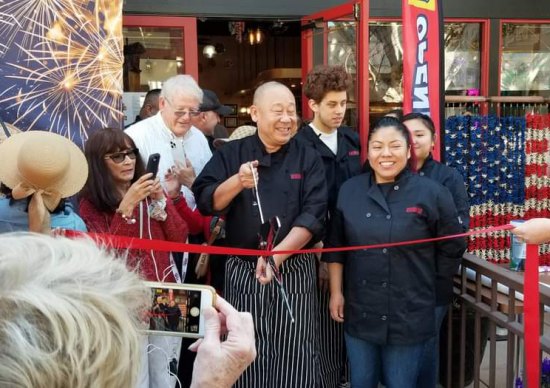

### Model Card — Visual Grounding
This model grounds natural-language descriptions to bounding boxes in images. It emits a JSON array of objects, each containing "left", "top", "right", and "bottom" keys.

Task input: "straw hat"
[
  {"left": 0, "top": 131, "right": 88, "bottom": 210},
  {"left": 0, "top": 122, "right": 21, "bottom": 144},
  {"left": 213, "top": 125, "right": 257, "bottom": 148}
]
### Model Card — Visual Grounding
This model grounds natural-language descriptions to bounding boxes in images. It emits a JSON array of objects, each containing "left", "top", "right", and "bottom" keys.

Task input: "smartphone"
[
  {"left": 170, "top": 139, "right": 187, "bottom": 168},
  {"left": 145, "top": 153, "right": 161, "bottom": 179},
  {"left": 143, "top": 281, "right": 216, "bottom": 338}
]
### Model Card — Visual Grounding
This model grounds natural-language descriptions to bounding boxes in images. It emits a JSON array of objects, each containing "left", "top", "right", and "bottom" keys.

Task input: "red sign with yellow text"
[{"left": 402, "top": 0, "right": 443, "bottom": 160}]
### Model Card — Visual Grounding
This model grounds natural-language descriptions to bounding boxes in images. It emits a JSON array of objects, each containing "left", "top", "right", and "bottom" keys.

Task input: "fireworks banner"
[
  {"left": 0, "top": 0, "right": 124, "bottom": 147},
  {"left": 402, "top": 0, "right": 444, "bottom": 160}
]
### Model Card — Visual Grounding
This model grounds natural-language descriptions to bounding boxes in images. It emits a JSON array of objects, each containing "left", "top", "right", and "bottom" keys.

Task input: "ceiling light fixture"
[{"left": 202, "top": 44, "right": 216, "bottom": 58}]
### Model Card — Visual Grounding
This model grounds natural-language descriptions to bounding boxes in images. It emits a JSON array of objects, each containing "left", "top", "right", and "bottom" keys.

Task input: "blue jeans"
[
  {"left": 416, "top": 305, "right": 449, "bottom": 388},
  {"left": 345, "top": 332, "right": 426, "bottom": 388}
]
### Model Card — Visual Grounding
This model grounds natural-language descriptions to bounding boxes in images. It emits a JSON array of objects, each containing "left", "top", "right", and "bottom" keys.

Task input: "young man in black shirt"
[{"left": 294, "top": 65, "right": 361, "bottom": 387}]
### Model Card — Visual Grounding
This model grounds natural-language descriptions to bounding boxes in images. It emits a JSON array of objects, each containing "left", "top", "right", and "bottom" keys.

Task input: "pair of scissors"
[{"left": 249, "top": 162, "right": 295, "bottom": 322}]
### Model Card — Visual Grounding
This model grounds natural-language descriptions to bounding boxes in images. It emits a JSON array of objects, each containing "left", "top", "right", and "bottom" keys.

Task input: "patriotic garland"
[{"left": 445, "top": 113, "right": 550, "bottom": 265}]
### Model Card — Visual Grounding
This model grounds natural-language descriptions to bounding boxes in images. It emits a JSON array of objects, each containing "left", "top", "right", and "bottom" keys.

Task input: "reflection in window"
[
  {"left": 369, "top": 22, "right": 403, "bottom": 104},
  {"left": 444, "top": 23, "right": 481, "bottom": 95},
  {"left": 501, "top": 23, "right": 550, "bottom": 97},
  {"left": 122, "top": 27, "right": 185, "bottom": 92},
  {"left": 327, "top": 21, "right": 357, "bottom": 127}
]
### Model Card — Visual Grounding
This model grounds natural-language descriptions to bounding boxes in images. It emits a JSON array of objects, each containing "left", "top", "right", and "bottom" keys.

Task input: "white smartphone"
[
  {"left": 170, "top": 139, "right": 187, "bottom": 168},
  {"left": 143, "top": 281, "right": 216, "bottom": 338}
]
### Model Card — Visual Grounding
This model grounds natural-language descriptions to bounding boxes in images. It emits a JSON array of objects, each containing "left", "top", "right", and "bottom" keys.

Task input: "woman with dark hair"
[
  {"left": 402, "top": 112, "right": 469, "bottom": 387},
  {"left": 324, "top": 116, "right": 466, "bottom": 387},
  {"left": 79, "top": 127, "right": 189, "bottom": 388},
  {"left": 79, "top": 127, "right": 188, "bottom": 282}
]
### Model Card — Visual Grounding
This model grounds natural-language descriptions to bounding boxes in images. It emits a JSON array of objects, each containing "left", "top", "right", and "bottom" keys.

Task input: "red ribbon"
[
  {"left": 63, "top": 224, "right": 513, "bottom": 257},
  {"left": 64, "top": 223, "right": 543, "bottom": 385},
  {"left": 525, "top": 244, "right": 540, "bottom": 387}
]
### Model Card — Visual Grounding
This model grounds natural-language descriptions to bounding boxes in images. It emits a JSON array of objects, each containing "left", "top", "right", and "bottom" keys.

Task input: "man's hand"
[
  {"left": 238, "top": 160, "right": 259, "bottom": 189},
  {"left": 189, "top": 297, "right": 256, "bottom": 388},
  {"left": 255, "top": 255, "right": 276, "bottom": 285},
  {"left": 318, "top": 261, "right": 329, "bottom": 293},
  {"left": 329, "top": 292, "right": 345, "bottom": 323},
  {"left": 173, "top": 158, "right": 196, "bottom": 188}
]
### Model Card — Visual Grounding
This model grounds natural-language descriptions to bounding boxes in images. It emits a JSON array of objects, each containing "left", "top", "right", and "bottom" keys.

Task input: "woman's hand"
[
  {"left": 164, "top": 169, "right": 182, "bottom": 199},
  {"left": 329, "top": 292, "right": 345, "bottom": 323},
  {"left": 148, "top": 178, "right": 164, "bottom": 201},
  {"left": 117, "top": 173, "right": 155, "bottom": 216}
]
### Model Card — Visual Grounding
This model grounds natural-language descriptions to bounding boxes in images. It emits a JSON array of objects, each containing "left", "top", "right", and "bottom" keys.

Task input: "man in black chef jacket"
[{"left": 193, "top": 81, "right": 327, "bottom": 388}]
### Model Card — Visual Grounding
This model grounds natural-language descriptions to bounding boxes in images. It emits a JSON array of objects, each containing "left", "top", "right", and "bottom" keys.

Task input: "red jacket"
[{"left": 79, "top": 197, "right": 188, "bottom": 282}]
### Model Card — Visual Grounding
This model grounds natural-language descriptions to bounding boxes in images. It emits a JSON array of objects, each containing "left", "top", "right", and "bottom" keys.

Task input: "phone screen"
[{"left": 143, "top": 281, "right": 215, "bottom": 338}]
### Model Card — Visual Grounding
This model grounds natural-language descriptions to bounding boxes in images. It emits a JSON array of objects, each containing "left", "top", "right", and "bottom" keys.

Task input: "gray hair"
[
  {"left": 0, "top": 233, "right": 148, "bottom": 388},
  {"left": 161, "top": 74, "right": 203, "bottom": 103}
]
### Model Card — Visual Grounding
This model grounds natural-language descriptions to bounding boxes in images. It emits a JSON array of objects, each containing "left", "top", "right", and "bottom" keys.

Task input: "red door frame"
[
  {"left": 301, "top": 1, "right": 370, "bottom": 162},
  {"left": 123, "top": 15, "right": 198, "bottom": 81}
]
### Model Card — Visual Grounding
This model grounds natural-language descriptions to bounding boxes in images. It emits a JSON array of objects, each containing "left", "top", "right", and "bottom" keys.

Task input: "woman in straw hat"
[{"left": 0, "top": 130, "right": 88, "bottom": 234}]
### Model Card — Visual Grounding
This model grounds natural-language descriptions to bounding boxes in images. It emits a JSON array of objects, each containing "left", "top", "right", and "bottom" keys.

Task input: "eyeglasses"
[
  {"left": 104, "top": 148, "right": 138, "bottom": 163},
  {"left": 165, "top": 98, "right": 201, "bottom": 118}
]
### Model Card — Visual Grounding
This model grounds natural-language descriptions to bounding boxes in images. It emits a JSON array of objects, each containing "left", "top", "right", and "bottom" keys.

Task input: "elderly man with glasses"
[
  {"left": 126, "top": 75, "right": 212, "bottom": 210},
  {"left": 125, "top": 75, "right": 213, "bottom": 387}
]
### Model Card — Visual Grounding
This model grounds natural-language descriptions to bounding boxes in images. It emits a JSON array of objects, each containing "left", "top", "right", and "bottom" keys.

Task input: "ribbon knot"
[{"left": 11, "top": 182, "right": 62, "bottom": 211}]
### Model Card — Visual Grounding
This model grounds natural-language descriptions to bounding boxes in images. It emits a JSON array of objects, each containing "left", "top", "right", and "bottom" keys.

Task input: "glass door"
[
  {"left": 122, "top": 15, "right": 198, "bottom": 126},
  {"left": 301, "top": 0, "right": 369, "bottom": 160}
]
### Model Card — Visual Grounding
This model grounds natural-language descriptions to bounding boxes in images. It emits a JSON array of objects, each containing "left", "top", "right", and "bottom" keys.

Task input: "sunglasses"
[
  {"left": 165, "top": 98, "right": 201, "bottom": 118},
  {"left": 104, "top": 148, "right": 138, "bottom": 163}
]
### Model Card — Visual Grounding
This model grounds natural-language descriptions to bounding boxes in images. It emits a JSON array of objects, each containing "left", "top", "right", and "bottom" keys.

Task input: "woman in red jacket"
[{"left": 79, "top": 127, "right": 188, "bottom": 283}]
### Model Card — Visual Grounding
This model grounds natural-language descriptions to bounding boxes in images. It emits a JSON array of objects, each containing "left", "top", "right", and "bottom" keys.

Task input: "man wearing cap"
[
  {"left": 192, "top": 89, "right": 231, "bottom": 151},
  {"left": 193, "top": 81, "right": 327, "bottom": 387}
]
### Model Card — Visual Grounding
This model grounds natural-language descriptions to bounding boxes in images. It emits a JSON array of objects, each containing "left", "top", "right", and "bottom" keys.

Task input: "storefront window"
[
  {"left": 501, "top": 23, "right": 550, "bottom": 97},
  {"left": 368, "top": 22, "right": 482, "bottom": 103},
  {"left": 444, "top": 23, "right": 481, "bottom": 96},
  {"left": 122, "top": 27, "right": 185, "bottom": 92}
]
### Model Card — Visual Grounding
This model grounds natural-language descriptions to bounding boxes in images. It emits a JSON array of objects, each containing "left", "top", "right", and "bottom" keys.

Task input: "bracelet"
[
  {"left": 148, "top": 197, "right": 167, "bottom": 222},
  {"left": 116, "top": 208, "right": 136, "bottom": 224}
]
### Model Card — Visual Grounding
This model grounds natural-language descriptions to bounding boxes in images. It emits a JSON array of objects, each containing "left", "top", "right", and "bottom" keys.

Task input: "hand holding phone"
[
  {"left": 145, "top": 153, "right": 161, "bottom": 179},
  {"left": 188, "top": 297, "right": 256, "bottom": 388},
  {"left": 144, "top": 281, "right": 216, "bottom": 338}
]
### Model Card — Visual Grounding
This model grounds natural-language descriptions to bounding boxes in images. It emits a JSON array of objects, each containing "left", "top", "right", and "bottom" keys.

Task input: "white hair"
[
  {"left": 161, "top": 74, "right": 203, "bottom": 103},
  {"left": 0, "top": 233, "right": 149, "bottom": 388}
]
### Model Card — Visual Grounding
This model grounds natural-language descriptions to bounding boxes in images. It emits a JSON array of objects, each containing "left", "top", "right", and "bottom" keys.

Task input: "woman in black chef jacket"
[{"left": 324, "top": 116, "right": 466, "bottom": 388}]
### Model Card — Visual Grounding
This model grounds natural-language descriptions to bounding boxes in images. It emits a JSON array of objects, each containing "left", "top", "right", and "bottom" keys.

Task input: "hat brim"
[
  {"left": 0, "top": 131, "right": 88, "bottom": 198},
  {"left": 214, "top": 105, "right": 233, "bottom": 116},
  {"left": 0, "top": 123, "right": 21, "bottom": 145}
]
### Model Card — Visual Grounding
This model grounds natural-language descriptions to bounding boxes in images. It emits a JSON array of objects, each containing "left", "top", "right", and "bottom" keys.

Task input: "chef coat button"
[
  {"left": 394, "top": 185, "right": 399, "bottom": 190},
  {"left": 382, "top": 282, "right": 387, "bottom": 288},
  {"left": 366, "top": 213, "right": 371, "bottom": 218},
  {"left": 386, "top": 215, "right": 391, "bottom": 220},
  {"left": 381, "top": 315, "right": 387, "bottom": 321},
  {"left": 382, "top": 248, "right": 388, "bottom": 254}
]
